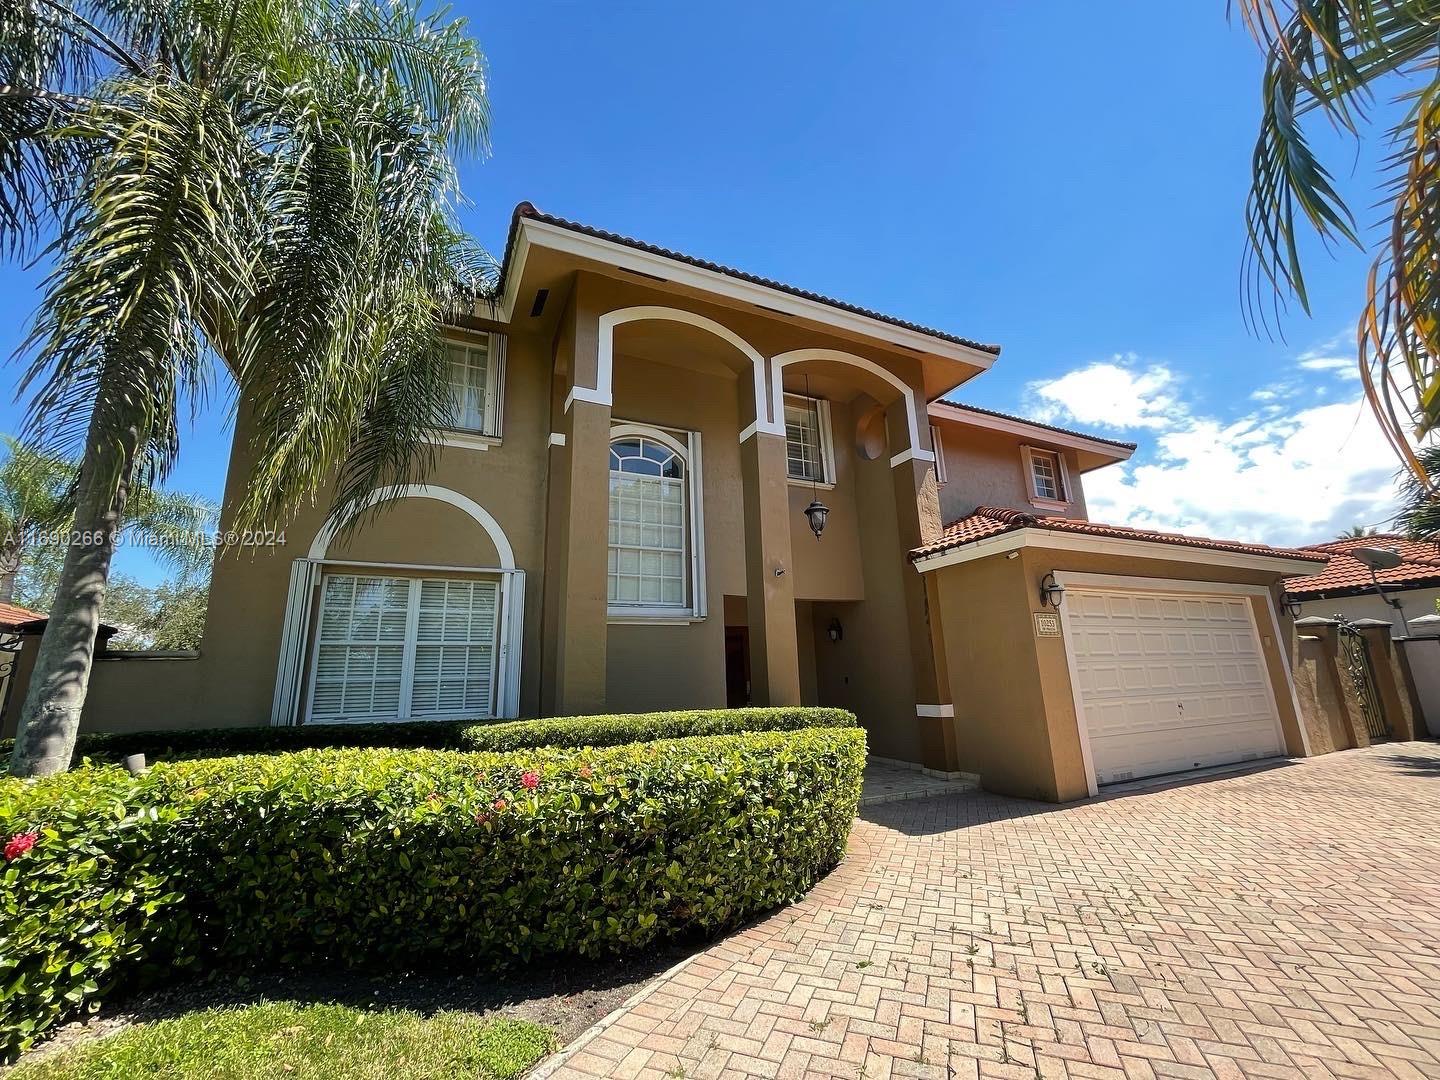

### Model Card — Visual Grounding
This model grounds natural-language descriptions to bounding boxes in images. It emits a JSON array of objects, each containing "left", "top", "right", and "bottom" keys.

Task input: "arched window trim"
[{"left": 607, "top": 421, "right": 707, "bottom": 624}]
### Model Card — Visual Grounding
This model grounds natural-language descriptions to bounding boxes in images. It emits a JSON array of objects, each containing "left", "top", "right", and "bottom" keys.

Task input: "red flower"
[
  {"left": 473, "top": 811, "right": 492, "bottom": 826},
  {"left": 578, "top": 765, "right": 594, "bottom": 779},
  {"left": 492, "top": 798, "right": 507, "bottom": 811},
  {"left": 4, "top": 831, "right": 38, "bottom": 861},
  {"left": 520, "top": 770, "right": 541, "bottom": 791}
]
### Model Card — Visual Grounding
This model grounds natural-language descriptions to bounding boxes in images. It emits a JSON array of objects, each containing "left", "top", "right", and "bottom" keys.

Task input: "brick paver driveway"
[{"left": 545, "top": 743, "right": 1440, "bottom": 1079}]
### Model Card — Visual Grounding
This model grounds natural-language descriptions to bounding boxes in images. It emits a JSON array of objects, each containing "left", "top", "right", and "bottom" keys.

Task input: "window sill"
[
  {"left": 437, "top": 430, "right": 501, "bottom": 451},
  {"left": 787, "top": 476, "right": 835, "bottom": 491},
  {"left": 1029, "top": 497, "right": 1070, "bottom": 513},
  {"left": 607, "top": 609, "right": 706, "bottom": 625}
]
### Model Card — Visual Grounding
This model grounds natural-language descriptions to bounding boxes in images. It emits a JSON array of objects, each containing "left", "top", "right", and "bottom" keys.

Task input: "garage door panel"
[{"left": 1069, "top": 586, "right": 1283, "bottom": 786}]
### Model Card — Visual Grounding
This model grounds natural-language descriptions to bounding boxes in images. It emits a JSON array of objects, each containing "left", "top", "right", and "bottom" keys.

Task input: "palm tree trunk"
[{"left": 7, "top": 407, "right": 137, "bottom": 778}]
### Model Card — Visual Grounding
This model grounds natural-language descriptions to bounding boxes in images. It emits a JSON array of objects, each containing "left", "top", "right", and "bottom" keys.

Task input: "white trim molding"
[
  {"left": 567, "top": 306, "right": 775, "bottom": 439},
  {"left": 1051, "top": 573, "right": 1306, "bottom": 796},
  {"left": 770, "top": 348, "right": 931, "bottom": 469},
  {"left": 548, "top": 432, "right": 567, "bottom": 447},
  {"left": 912, "top": 527, "right": 1325, "bottom": 578},
  {"left": 307, "top": 484, "right": 517, "bottom": 569},
  {"left": 916, "top": 703, "right": 954, "bottom": 718}
]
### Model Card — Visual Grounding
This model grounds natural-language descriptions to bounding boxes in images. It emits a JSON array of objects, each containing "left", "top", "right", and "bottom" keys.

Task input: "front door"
[{"left": 724, "top": 627, "right": 750, "bottom": 707}]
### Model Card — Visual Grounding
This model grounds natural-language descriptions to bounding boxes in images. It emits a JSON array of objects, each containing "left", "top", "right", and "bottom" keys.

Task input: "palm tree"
[
  {"left": 1238, "top": 1, "right": 1440, "bottom": 480},
  {"left": 0, "top": 436, "right": 216, "bottom": 603},
  {"left": 2, "top": 0, "right": 493, "bottom": 776},
  {"left": 1335, "top": 525, "right": 1381, "bottom": 540},
  {"left": 1395, "top": 443, "right": 1440, "bottom": 539}
]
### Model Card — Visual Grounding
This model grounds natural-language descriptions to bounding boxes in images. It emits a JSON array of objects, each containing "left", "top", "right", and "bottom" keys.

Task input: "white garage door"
[{"left": 1067, "top": 588, "right": 1283, "bottom": 785}]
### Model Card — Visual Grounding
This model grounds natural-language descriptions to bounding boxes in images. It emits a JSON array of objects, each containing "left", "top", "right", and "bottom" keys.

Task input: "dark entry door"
[{"left": 724, "top": 627, "right": 751, "bottom": 708}]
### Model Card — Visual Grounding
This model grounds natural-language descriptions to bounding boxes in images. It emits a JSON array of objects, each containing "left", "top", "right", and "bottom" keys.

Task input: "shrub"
[
  {"left": 0, "top": 707, "right": 858, "bottom": 765},
  {"left": 0, "top": 725, "right": 865, "bottom": 1058}
]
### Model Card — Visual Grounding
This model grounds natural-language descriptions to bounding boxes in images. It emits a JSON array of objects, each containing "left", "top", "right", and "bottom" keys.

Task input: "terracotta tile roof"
[
  {"left": 1284, "top": 535, "right": 1440, "bottom": 598},
  {"left": 910, "top": 506, "right": 1330, "bottom": 565},
  {"left": 0, "top": 602, "right": 47, "bottom": 631},
  {"left": 929, "top": 400, "right": 1138, "bottom": 451},
  {"left": 502, "top": 203, "right": 1001, "bottom": 356}
]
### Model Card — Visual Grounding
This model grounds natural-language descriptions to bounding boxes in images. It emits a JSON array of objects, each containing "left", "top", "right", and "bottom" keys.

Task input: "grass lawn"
[{"left": 9, "top": 1001, "right": 555, "bottom": 1080}]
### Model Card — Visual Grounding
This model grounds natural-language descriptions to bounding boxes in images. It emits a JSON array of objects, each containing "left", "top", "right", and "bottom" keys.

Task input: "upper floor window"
[
  {"left": 444, "top": 334, "right": 506, "bottom": 440},
  {"left": 784, "top": 394, "right": 834, "bottom": 485},
  {"left": 1024, "top": 447, "right": 1068, "bottom": 507},
  {"left": 608, "top": 425, "right": 706, "bottom": 620},
  {"left": 930, "top": 424, "right": 947, "bottom": 484}
]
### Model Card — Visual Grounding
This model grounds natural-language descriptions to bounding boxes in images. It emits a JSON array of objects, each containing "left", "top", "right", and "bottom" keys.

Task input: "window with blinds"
[
  {"left": 784, "top": 395, "right": 826, "bottom": 483},
  {"left": 608, "top": 436, "right": 687, "bottom": 608},
  {"left": 309, "top": 573, "right": 499, "bottom": 722}
]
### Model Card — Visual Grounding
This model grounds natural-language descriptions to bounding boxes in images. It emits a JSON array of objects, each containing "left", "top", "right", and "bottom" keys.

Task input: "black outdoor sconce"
[
  {"left": 827, "top": 617, "right": 844, "bottom": 643},
  {"left": 804, "top": 498, "right": 829, "bottom": 540},
  {"left": 1040, "top": 572, "right": 1066, "bottom": 609}
]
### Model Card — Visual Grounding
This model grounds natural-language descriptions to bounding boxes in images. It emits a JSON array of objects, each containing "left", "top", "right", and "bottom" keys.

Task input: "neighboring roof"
[
  {"left": 0, "top": 603, "right": 47, "bottom": 632},
  {"left": 0, "top": 602, "right": 120, "bottom": 637},
  {"left": 928, "top": 400, "right": 1138, "bottom": 452},
  {"left": 1284, "top": 534, "right": 1440, "bottom": 599},
  {"left": 501, "top": 202, "right": 1002, "bottom": 357},
  {"left": 910, "top": 506, "right": 1330, "bottom": 566}
]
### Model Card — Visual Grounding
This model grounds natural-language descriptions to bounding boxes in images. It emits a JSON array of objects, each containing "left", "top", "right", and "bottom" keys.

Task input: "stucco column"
[
  {"left": 1354, "top": 620, "right": 1419, "bottom": 741},
  {"left": 1294, "top": 618, "right": 1367, "bottom": 749},
  {"left": 739, "top": 431, "right": 800, "bottom": 706},
  {"left": 887, "top": 400, "right": 959, "bottom": 772},
  {"left": 540, "top": 293, "right": 610, "bottom": 716}
]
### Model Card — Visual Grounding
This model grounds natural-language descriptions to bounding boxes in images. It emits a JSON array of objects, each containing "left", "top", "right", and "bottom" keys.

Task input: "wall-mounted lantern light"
[
  {"left": 827, "top": 617, "right": 844, "bottom": 643},
  {"left": 804, "top": 498, "right": 829, "bottom": 541},
  {"left": 1282, "top": 595, "right": 1303, "bottom": 618},
  {"left": 1040, "top": 572, "right": 1066, "bottom": 609}
]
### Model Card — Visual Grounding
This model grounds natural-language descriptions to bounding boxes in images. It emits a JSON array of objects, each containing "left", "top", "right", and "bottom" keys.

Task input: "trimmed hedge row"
[
  {"left": 0, "top": 724, "right": 866, "bottom": 1058},
  {"left": 0, "top": 707, "right": 858, "bottom": 765}
]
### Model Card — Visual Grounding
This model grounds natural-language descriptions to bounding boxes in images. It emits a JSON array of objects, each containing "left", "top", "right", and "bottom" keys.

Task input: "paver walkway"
[{"left": 544, "top": 742, "right": 1440, "bottom": 1079}]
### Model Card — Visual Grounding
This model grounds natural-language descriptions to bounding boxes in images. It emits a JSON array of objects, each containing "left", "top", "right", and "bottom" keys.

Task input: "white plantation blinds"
[
  {"left": 784, "top": 397, "right": 826, "bottom": 483},
  {"left": 311, "top": 576, "right": 408, "bottom": 719},
  {"left": 411, "top": 579, "right": 497, "bottom": 716},
  {"left": 309, "top": 574, "right": 499, "bottom": 722},
  {"left": 608, "top": 436, "right": 687, "bottom": 608}
]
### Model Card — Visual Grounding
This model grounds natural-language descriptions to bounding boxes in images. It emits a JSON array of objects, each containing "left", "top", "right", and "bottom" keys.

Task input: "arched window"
[{"left": 608, "top": 427, "right": 703, "bottom": 618}]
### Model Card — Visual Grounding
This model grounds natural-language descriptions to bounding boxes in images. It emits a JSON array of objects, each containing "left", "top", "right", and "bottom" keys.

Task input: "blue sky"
[{"left": 0, "top": 1, "right": 1408, "bottom": 582}]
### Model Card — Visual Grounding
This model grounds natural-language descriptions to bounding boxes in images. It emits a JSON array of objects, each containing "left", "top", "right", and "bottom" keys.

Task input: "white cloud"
[
  {"left": 1296, "top": 354, "right": 1360, "bottom": 379},
  {"left": 1027, "top": 356, "right": 1181, "bottom": 430},
  {"left": 1023, "top": 356, "right": 1400, "bottom": 546}
]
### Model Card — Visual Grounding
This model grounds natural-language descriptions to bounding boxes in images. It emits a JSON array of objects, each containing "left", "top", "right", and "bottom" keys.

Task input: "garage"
[{"left": 1064, "top": 586, "right": 1285, "bottom": 784}]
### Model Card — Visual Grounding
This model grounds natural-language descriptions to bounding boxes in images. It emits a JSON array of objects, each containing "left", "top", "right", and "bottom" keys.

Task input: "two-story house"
[{"left": 34, "top": 204, "right": 1332, "bottom": 802}]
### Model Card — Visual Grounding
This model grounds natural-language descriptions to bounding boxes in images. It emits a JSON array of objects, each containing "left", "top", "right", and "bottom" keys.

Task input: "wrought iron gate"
[{"left": 1336, "top": 617, "right": 1390, "bottom": 740}]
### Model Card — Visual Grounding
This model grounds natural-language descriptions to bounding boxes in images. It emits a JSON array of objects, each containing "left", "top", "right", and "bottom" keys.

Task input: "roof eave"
[
  {"left": 927, "top": 401, "right": 1136, "bottom": 465},
  {"left": 913, "top": 525, "right": 1327, "bottom": 577},
  {"left": 494, "top": 208, "right": 1001, "bottom": 369}
]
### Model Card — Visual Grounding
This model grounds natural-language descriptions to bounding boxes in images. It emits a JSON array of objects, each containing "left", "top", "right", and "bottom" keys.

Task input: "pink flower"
[
  {"left": 4, "top": 831, "right": 38, "bottom": 861},
  {"left": 578, "top": 765, "right": 594, "bottom": 780},
  {"left": 520, "top": 770, "right": 541, "bottom": 791},
  {"left": 492, "top": 798, "right": 507, "bottom": 812}
]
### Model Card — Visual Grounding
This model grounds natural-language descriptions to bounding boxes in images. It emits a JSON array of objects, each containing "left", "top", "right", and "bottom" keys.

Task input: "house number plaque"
[{"left": 1033, "top": 612, "right": 1061, "bottom": 637}]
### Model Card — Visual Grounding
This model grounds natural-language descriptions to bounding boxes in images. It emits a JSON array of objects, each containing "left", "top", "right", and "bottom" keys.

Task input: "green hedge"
[
  {"left": 0, "top": 725, "right": 865, "bottom": 1059},
  {"left": 0, "top": 707, "right": 858, "bottom": 765}
]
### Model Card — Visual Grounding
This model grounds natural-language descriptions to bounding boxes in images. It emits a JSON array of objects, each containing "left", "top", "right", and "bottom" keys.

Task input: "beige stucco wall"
[
  {"left": 932, "top": 420, "right": 1089, "bottom": 525},
  {"left": 929, "top": 544, "right": 1310, "bottom": 802},
  {"left": 57, "top": 261, "right": 955, "bottom": 748}
]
